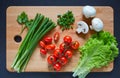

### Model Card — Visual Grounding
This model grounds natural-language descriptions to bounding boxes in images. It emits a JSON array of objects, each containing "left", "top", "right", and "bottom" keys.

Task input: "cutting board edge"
[{"left": 6, "top": 6, "right": 114, "bottom": 72}]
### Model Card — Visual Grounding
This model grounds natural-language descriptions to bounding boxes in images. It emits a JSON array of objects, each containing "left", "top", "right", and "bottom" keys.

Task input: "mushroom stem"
[
  {"left": 90, "top": 25, "right": 93, "bottom": 30},
  {"left": 76, "top": 27, "right": 82, "bottom": 34},
  {"left": 76, "top": 21, "right": 89, "bottom": 34}
]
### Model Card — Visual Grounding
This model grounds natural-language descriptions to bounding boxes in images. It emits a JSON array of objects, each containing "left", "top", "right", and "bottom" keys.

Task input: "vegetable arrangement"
[
  {"left": 73, "top": 5, "right": 118, "bottom": 78},
  {"left": 47, "top": 36, "right": 79, "bottom": 71},
  {"left": 11, "top": 12, "right": 56, "bottom": 72},
  {"left": 39, "top": 35, "right": 80, "bottom": 71},
  {"left": 73, "top": 31, "right": 119, "bottom": 78},
  {"left": 39, "top": 32, "right": 59, "bottom": 55},
  {"left": 11, "top": 6, "right": 119, "bottom": 76}
]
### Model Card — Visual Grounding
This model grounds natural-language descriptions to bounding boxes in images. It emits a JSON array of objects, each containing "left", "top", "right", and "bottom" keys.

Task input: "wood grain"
[{"left": 6, "top": 6, "right": 113, "bottom": 72}]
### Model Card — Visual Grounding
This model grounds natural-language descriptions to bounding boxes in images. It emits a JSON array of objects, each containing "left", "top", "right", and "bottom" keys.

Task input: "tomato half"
[
  {"left": 39, "top": 41, "right": 46, "bottom": 48},
  {"left": 40, "top": 48, "right": 47, "bottom": 55},
  {"left": 71, "top": 41, "right": 80, "bottom": 49},
  {"left": 44, "top": 36, "right": 52, "bottom": 44},
  {"left": 54, "top": 32, "right": 60, "bottom": 42},
  {"left": 46, "top": 44, "right": 56, "bottom": 50}
]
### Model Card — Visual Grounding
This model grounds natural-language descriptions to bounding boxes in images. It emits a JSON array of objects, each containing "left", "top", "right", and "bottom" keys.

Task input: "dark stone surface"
[{"left": 0, "top": 0, "right": 120, "bottom": 78}]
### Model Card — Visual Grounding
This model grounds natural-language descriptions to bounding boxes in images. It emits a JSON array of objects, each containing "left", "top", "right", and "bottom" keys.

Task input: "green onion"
[{"left": 11, "top": 13, "right": 56, "bottom": 72}]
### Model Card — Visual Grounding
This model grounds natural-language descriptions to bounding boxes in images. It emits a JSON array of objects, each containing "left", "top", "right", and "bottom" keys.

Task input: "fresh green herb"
[
  {"left": 17, "top": 12, "right": 28, "bottom": 24},
  {"left": 11, "top": 13, "right": 56, "bottom": 72},
  {"left": 25, "top": 19, "right": 34, "bottom": 29},
  {"left": 17, "top": 12, "right": 34, "bottom": 34},
  {"left": 73, "top": 31, "right": 119, "bottom": 78},
  {"left": 57, "top": 10, "right": 75, "bottom": 31}
]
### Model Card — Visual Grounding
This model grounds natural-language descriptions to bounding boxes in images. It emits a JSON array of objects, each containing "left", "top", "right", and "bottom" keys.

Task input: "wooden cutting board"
[{"left": 6, "top": 6, "right": 113, "bottom": 72}]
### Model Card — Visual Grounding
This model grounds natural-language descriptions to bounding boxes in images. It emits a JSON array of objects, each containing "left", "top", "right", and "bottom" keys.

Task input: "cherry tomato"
[
  {"left": 40, "top": 48, "right": 47, "bottom": 55},
  {"left": 53, "top": 63, "right": 61, "bottom": 71},
  {"left": 53, "top": 49, "right": 63, "bottom": 58},
  {"left": 65, "top": 50, "right": 72, "bottom": 59},
  {"left": 63, "top": 36, "right": 72, "bottom": 44},
  {"left": 47, "top": 55, "right": 57, "bottom": 64},
  {"left": 71, "top": 41, "right": 80, "bottom": 49},
  {"left": 54, "top": 32, "right": 60, "bottom": 42},
  {"left": 39, "top": 41, "right": 46, "bottom": 48},
  {"left": 60, "top": 56, "right": 68, "bottom": 65},
  {"left": 59, "top": 42, "right": 66, "bottom": 52},
  {"left": 46, "top": 44, "right": 56, "bottom": 50},
  {"left": 44, "top": 37, "right": 52, "bottom": 44}
]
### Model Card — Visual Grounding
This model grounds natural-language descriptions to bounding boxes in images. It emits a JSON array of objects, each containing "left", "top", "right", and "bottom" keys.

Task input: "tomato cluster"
[
  {"left": 39, "top": 37, "right": 56, "bottom": 55},
  {"left": 39, "top": 33, "right": 80, "bottom": 71}
]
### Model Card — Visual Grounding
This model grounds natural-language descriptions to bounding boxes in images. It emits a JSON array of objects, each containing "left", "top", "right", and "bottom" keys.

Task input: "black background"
[{"left": 0, "top": 0, "right": 120, "bottom": 78}]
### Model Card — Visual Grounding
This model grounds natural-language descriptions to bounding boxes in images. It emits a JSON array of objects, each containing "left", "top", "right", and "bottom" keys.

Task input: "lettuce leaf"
[{"left": 73, "top": 31, "right": 119, "bottom": 78}]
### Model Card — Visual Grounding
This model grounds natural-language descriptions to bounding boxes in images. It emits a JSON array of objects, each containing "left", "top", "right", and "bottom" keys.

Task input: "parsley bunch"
[{"left": 57, "top": 11, "right": 75, "bottom": 31}]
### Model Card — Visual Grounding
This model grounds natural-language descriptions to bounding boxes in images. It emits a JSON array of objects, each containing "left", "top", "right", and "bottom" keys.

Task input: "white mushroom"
[
  {"left": 90, "top": 18, "right": 104, "bottom": 32},
  {"left": 82, "top": 5, "right": 96, "bottom": 18},
  {"left": 76, "top": 21, "right": 89, "bottom": 34}
]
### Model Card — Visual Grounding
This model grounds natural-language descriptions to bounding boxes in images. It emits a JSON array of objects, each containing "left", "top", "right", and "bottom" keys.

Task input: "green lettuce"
[{"left": 73, "top": 31, "right": 119, "bottom": 78}]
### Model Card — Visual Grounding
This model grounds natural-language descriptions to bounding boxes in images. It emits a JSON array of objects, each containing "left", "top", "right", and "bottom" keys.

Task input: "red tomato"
[
  {"left": 60, "top": 56, "right": 68, "bottom": 65},
  {"left": 63, "top": 36, "right": 72, "bottom": 44},
  {"left": 54, "top": 32, "right": 60, "bottom": 42},
  {"left": 46, "top": 44, "right": 56, "bottom": 50},
  {"left": 65, "top": 50, "right": 72, "bottom": 59},
  {"left": 47, "top": 55, "right": 57, "bottom": 64},
  {"left": 59, "top": 42, "right": 66, "bottom": 52},
  {"left": 39, "top": 41, "right": 46, "bottom": 48},
  {"left": 53, "top": 63, "right": 61, "bottom": 71},
  {"left": 44, "top": 37, "right": 52, "bottom": 44},
  {"left": 53, "top": 49, "right": 63, "bottom": 58},
  {"left": 40, "top": 48, "right": 47, "bottom": 55},
  {"left": 71, "top": 41, "right": 80, "bottom": 49}
]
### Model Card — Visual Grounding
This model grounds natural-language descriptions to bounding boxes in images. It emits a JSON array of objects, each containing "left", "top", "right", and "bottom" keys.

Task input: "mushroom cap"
[
  {"left": 82, "top": 5, "right": 96, "bottom": 18},
  {"left": 77, "top": 21, "right": 89, "bottom": 34},
  {"left": 92, "top": 18, "right": 104, "bottom": 32}
]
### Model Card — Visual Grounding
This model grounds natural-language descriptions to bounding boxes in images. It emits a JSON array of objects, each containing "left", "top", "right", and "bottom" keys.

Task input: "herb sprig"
[{"left": 17, "top": 12, "right": 34, "bottom": 34}]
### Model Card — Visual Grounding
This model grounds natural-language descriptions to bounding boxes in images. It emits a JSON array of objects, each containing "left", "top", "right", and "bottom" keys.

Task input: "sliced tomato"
[
  {"left": 44, "top": 36, "right": 52, "bottom": 44},
  {"left": 46, "top": 44, "right": 56, "bottom": 50},
  {"left": 39, "top": 41, "right": 46, "bottom": 48},
  {"left": 40, "top": 48, "right": 47, "bottom": 55},
  {"left": 54, "top": 32, "right": 60, "bottom": 42},
  {"left": 71, "top": 41, "right": 80, "bottom": 49}
]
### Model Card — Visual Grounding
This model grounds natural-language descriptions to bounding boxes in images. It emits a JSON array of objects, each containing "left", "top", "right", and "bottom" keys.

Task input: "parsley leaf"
[
  {"left": 17, "top": 12, "right": 34, "bottom": 34},
  {"left": 17, "top": 12, "right": 28, "bottom": 24}
]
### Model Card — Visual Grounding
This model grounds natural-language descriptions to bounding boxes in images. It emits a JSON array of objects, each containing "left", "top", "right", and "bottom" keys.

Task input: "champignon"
[
  {"left": 82, "top": 5, "right": 96, "bottom": 18},
  {"left": 90, "top": 18, "right": 104, "bottom": 32},
  {"left": 76, "top": 21, "right": 89, "bottom": 34}
]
